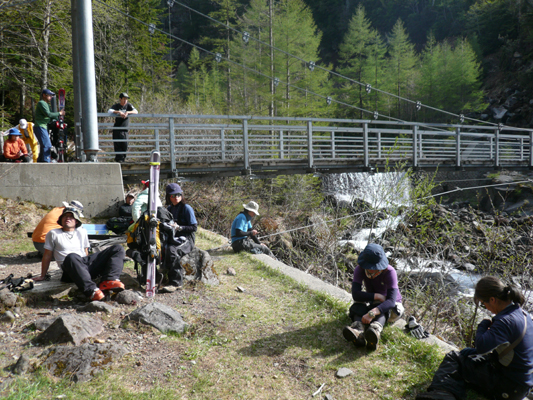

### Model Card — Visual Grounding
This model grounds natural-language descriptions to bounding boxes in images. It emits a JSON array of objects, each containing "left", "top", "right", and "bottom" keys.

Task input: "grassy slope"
[{"left": 1, "top": 229, "right": 483, "bottom": 400}]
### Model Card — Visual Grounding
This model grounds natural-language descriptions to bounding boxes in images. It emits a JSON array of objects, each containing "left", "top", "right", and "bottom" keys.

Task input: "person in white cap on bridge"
[{"left": 230, "top": 201, "right": 274, "bottom": 257}]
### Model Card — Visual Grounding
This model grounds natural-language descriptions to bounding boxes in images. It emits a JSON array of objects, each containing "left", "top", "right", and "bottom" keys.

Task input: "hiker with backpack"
[
  {"left": 33, "top": 206, "right": 125, "bottom": 301},
  {"left": 416, "top": 276, "right": 533, "bottom": 400},
  {"left": 342, "top": 243, "right": 403, "bottom": 350},
  {"left": 230, "top": 201, "right": 274, "bottom": 257},
  {"left": 158, "top": 183, "right": 197, "bottom": 293}
]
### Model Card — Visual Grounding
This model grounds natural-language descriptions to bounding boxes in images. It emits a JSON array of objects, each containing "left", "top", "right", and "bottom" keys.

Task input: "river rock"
[
  {"left": 34, "top": 313, "right": 104, "bottom": 345},
  {"left": 12, "top": 354, "right": 30, "bottom": 375},
  {"left": 77, "top": 301, "right": 115, "bottom": 314},
  {"left": 180, "top": 248, "right": 219, "bottom": 285},
  {"left": 0, "top": 291, "right": 18, "bottom": 308},
  {"left": 33, "top": 317, "right": 55, "bottom": 331},
  {"left": 40, "top": 342, "right": 127, "bottom": 382},
  {"left": 114, "top": 290, "right": 142, "bottom": 305},
  {"left": 336, "top": 367, "right": 353, "bottom": 378},
  {"left": 126, "top": 302, "right": 187, "bottom": 334}
]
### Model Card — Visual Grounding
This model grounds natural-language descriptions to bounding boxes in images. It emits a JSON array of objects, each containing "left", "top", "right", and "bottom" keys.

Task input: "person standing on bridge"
[
  {"left": 108, "top": 92, "right": 138, "bottom": 163},
  {"left": 35, "top": 89, "right": 64, "bottom": 163},
  {"left": 230, "top": 201, "right": 275, "bottom": 258}
]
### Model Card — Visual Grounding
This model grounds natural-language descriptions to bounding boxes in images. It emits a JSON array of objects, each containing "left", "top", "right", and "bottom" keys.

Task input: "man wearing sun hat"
[
  {"left": 17, "top": 119, "right": 39, "bottom": 163},
  {"left": 32, "top": 200, "right": 85, "bottom": 255},
  {"left": 35, "top": 88, "right": 64, "bottom": 163},
  {"left": 342, "top": 243, "right": 403, "bottom": 350},
  {"left": 34, "top": 206, "right": 125, "bottom": 301},
  {"left": 230, "top": 201, "right": 274, "bottom": 257},
  {"left": 1, "top": 128, "right": 31, "bottom": 163}
]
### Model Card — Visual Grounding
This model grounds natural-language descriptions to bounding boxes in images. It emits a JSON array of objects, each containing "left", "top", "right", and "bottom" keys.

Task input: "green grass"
[{"left": 0, "top": 228, "right": 485, "bottom": 400}]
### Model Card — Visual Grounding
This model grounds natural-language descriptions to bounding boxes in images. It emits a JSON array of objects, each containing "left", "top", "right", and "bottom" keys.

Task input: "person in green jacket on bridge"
[{"left": 34, "top": 88, "right": 64, "bottom": 163}]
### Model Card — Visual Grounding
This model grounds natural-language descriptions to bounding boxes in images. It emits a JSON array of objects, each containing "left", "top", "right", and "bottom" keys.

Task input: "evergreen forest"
[{"left": 1, "top": 0, "right": 532, "bottom": 129}]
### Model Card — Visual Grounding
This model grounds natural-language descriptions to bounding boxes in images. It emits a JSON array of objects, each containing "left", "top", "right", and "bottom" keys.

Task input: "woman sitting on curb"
[
  {"left": 342, "top": 243, "right": 403, "bottom": 350},
  {"left": 416, "top": 276, "right": 533, "bottom": 400}
]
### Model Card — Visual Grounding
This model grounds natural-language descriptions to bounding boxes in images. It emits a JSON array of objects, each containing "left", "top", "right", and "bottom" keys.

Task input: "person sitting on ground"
[
  {"left": 33, "top": 207, "right": 125, "bottom": 301},
  {"left": 119, "top": 193, "right": 135, "bottom": 218},
  {"left": 342, "top": 243, "right": 403, "bottom": 350},
  {"left": 131, "top": 180, "right": 162, "bottom": 223},
  {"left": 18, "top": 119, "right": 39, "bottom": 163},
  {"left": 32, "top": 200, "right": 85, "bottom": 255},
  {"left": 416, "top": 276, "right": 533, "bottom": 400},
  {"left": 230, "top": 201, "right": 274, "bottom": 257},
  {"left": 158, "top": 183, "right": 197, "bottom": 293},
  {"left": 1, "top": 128, "right": 31, "bottom": 163}
]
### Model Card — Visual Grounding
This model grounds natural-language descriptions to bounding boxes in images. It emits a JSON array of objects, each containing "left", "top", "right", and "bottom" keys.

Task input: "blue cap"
[
  {"left": 8, "top": 128, "right": 21, "bottom": 136},
  {"left": 166, "top": 183, "right": 183, "bottom": 195},
  {"left": 42, "top": 88, "right": 55, "bottom": 96},
  {"left": 357, "top": 243, "right": 388, "bottom": 270}
]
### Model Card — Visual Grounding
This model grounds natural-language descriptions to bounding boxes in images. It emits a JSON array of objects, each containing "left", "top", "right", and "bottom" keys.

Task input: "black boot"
[{"left": 343, "top": 320, "right": 366, "bottom": 347}]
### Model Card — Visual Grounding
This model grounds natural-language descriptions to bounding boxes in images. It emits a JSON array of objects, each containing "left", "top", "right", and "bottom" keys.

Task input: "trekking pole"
[{"left": 468, "top": 301, "right": 479, "bottom": 347}]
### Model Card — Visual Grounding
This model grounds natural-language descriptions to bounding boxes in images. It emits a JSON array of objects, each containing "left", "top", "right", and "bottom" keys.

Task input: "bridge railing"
[{"left": 92, "top": 114, "right": 533, "bottom": 173}]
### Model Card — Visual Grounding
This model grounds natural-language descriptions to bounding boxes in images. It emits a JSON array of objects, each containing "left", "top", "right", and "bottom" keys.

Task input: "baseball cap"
[
  {"left": 119, "top": 92, "right": 129, "bottom": 99},
  {"left": 19, "top": 119, "right": 28, "bottom": 129},
  {"left": 42, "top": 89, "right": 55, "bottom": 96}
]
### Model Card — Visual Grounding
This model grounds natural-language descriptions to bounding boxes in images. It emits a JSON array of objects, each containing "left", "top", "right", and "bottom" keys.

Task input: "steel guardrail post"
[
  {"left": 307, "top": 120, "right": 313, "bottom": 169},
  {"left": 529, "top": 131, "right": 533, "bottom": 169},
  {"left": 495, "top": 126, "right": 500, "bottom": 168},
  {"left": 155, "top": 129, "right": 160, "bottom": 152},
  {"left": 169, "top": 117, "right": 176, "bottom": 175},
  {"left": 377, "top": 131, "right": 381, "bottom": 159},
  {"left": 331, "top": 131, "right": 335, "bottom": 159},
  {"left": 243, "top": 119, "right": 250, "bottom": 171},
  {"left": 412, "top": 124, "right": 418, "bottom": 168},
  {"left": 520, "top": 136, "right": 524, "bottom": 161},
  {"left": 279, "top": 130, "right": 284, "bottom": 159},
  {"left": 220, "top": 128, "right": 226, "bottom": 161},
  {"left": 363, "top": 122, "right": 369, "bottom": 168},
  {"left": 456, "top": 127, "right": 461, "bottom": 168}
]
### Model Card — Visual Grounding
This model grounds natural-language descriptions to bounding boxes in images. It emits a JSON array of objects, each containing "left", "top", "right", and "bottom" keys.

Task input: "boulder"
[
  {"left": 181, "top": 248, "right": 219, "bottom": 286},
  {"left": 34, "top": 313, "right": 104, "bottom": 345},
  {"left": 126, "top": 302, "right": 187, "bottom": 334}
]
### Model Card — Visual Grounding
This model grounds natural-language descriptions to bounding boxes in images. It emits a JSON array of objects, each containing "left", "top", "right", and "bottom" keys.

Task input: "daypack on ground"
[{"left": 105, "top": 216, "right": 133, "bottom": 234}]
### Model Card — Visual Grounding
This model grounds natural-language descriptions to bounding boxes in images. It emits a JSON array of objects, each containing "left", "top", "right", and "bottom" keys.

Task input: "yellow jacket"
[{"left": 17, "top": 122, "right": 39, "bottom": 163}]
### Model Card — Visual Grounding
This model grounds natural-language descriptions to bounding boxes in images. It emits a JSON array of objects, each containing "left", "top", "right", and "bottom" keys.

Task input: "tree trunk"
[{"left": 41, "top": 0, "right": 52, "bottom": 89}]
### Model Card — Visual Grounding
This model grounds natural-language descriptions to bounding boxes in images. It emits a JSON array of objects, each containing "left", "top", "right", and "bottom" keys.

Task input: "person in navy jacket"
[{"left": 417, "top": 276, "right": 533, "bottom": 400}]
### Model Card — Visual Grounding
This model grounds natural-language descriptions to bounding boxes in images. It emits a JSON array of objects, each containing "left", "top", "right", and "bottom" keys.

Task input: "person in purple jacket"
[
  {"left": 342, "top": 243, "right": 403, "bottom": 350},
  {"left": 417, "top": 276, "right": 533, "bottom": 400}
]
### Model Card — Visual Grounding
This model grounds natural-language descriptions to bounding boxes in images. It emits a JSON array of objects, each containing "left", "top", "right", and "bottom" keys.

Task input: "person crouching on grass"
[
  {"left": 1, "top": 128, "right": 31, "bottom": 163},
  {"left": 33, "top": 207, "right": 126, "bottom": 301}
]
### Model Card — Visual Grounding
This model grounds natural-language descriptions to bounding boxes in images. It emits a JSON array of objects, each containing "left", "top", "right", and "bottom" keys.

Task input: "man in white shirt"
[{"left": 33, "top": 207, "right": 125, "bottom": 301}]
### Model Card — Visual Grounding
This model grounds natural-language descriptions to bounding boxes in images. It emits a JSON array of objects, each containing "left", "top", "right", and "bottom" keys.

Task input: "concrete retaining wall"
[{"left": 0, "top": 163, "right": 124, "bottom": 218}]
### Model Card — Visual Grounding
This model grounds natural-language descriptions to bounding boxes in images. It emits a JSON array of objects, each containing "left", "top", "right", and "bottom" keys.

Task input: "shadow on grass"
[{"left": 238, "top": 318, "right": 371, "bottom": 366}]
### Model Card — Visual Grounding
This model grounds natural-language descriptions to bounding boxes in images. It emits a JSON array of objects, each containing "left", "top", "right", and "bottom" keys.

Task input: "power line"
[
  {"left": 172, "top": 0, "right": 508, "bottom": 129},
  {"left": 93, "top": 0, "right": 450, "bottom": 133}
]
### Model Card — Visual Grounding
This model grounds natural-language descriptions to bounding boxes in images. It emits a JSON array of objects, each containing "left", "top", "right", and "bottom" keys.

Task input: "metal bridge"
[{"left": 85, "top": 113, "right": 533, "bottom": 182}]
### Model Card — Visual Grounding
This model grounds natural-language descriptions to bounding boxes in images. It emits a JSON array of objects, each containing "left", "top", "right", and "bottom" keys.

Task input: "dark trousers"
[
  {"left": 349, "top": 301, "right": 387, "bottom": 326},
  {"left": 62, "top": 244, "right": 125, "bottom": 297},
  {"left": 231, "top": 237, "right": 274, "bottom": 257},
  {"left": 112, "top": 129, "right": 128, "bottom": 162},
  {"left": 427, "top": 349, "right": 531, "bottom": 400},
  {"left": 164, "top": 238, "right": 194, "bottom": 286}
]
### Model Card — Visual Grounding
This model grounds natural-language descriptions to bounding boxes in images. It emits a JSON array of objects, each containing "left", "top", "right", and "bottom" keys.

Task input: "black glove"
[{"left": 405, "top": 316, "right": 430, "bottom": 339}]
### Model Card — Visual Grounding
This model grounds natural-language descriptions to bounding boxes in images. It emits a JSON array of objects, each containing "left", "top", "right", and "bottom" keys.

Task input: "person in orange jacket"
[{"left": 1, "top": 128, "right": 31, "bottom": 162}]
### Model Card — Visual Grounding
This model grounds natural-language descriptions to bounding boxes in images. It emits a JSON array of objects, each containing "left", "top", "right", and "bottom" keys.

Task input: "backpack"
[{"left": 105, "top": 216, "right": 133, "bottom": 234}]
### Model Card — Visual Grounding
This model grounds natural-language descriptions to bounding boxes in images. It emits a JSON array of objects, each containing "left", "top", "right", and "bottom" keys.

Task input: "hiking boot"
[
  {"left": 364, "top": 321, "right": 383, "bottom": 350},
  {"left": 415, "top": 390, "right": 456, "bottom": 400},
  {"left": 343, "top": 321, "right": 366, "bottom": 347},
  {"left": 90, "top": 288, "right": 105, "bottom": 301},
  {"left": 99, "top": 280, "right": 125, "bottom": 292}
]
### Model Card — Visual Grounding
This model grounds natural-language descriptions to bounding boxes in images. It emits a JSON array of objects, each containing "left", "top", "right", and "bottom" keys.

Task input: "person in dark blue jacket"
[
  {"left": 159, "top": 183, "right": 197, "bottom": 292},
  {"left": 417, "top": 276, "right": 533, "bottom": 400}
]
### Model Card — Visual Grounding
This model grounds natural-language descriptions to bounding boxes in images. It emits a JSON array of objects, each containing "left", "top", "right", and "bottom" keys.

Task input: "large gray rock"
[
  {"left": 34, "top": 313, "right": 104, "bottom": 346},
  {"left": 40, "top": 343, "right": 127, "bottom": 382},
  {"left": 126, "top": 302, "right": 187, "bottom": 334},
  {"left": 115, "top": 290, "right": 142, "bottom": 305},
  {"left": 0, "top": 290, "right": 18, "bottom": 308},
  {"left": 181, "top": 248, "right": 219, "bottom": 285},
  {"left": 12, "top": 354, "right": 30, "bottom": 375},
  {"left": 77, "top": 301, "right": 115, "bottom": 314}
]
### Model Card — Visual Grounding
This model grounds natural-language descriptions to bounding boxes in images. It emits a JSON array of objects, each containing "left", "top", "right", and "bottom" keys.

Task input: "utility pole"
[{"left": 167, "top": 0, "right": 174, "bottom": 79}]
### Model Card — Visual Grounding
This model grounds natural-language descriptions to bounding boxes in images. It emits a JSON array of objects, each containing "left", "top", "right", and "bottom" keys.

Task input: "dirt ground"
[{"left": 0, "top": 198, "right": 232, "bottom": 392}]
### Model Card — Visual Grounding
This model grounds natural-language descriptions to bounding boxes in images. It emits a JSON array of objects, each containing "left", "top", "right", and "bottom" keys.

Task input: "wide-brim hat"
[
  {"left": 57, "top": 207, "right": 83, "bottom": 228},
  {"left": 166, "top": 183, "right": 183, "bottom": 195},
  {"left": 357, "top": 243, "right": 388, "bottom": 270},
  {"left": 8, "top": 128, "right": 21, "bottom": 136},
  {"left": 19, "top": 119, "right": 28, "bottom": 129},
  {"left": 243, "top": 201, "right": 260, "bottom": 216},
  {"left": 62, "top": 200, "right": 84, "bottom": 217}
]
